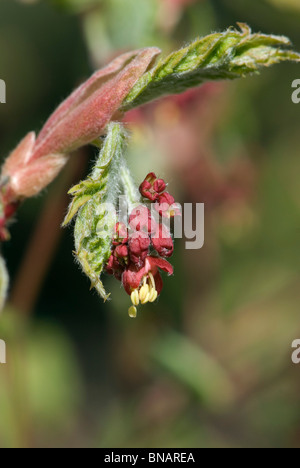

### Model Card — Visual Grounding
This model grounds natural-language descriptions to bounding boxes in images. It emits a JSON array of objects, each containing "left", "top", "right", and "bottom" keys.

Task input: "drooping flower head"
[{"left": 106, "top": 172, "right": 181, "bottom": 317}]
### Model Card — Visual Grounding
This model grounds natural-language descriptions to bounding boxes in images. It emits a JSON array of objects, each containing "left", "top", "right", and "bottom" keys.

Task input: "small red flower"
[
  {"left": 114, "top": 244, "right": 129, "bottom": 266},
  {"left": 129, "top": 205, "right": 156, "bottom": 234},
  {"left": 151, "top": 224, "right": 174, "bottom": 258},
  {"left": 105, "top": 254, "right": 124, "bottom": 280},
  {"left": 139, "top": 172, "right": 166, "bottom": 201},
  {"left": 122, "top": 256, "right": 173, "bottom": 297},
  {"left": 155, "top": 192, "right": 181, "bottom": 218},
  {"left": 112, "top": 222, "right": 128, "bottom": 246},
  {"left": 128, "top": 230, "right": 150, "bottom": 267},
  {"left": 153, "top": 178, "right": 167, "bottom": 194}
]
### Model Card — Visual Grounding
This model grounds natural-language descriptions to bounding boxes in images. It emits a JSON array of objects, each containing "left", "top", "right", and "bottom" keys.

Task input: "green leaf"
[
  {"left": 64, "top": 122, "right": 128, "bottom": 301},
  {"left": 122, "top": 23, "right": 300, "bottom": 110}
]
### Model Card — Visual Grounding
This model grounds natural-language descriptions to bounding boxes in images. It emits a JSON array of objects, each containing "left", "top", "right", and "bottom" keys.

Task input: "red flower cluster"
[
  {"left": 106, "top": 173, "right": 181, "bottom": 317},
  {"left": 139, "top": 172, "right": 181, "bottom": 218}
]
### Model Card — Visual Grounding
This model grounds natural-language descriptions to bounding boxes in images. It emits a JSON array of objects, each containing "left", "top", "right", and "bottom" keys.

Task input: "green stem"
[{"left": 119, "top": 158, "right": 141, "bottom": 212}]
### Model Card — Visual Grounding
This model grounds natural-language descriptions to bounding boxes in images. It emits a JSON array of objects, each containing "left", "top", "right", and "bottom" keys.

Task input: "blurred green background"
[{"left": 0, "top": 0, "right": 300, "bottom": 448}]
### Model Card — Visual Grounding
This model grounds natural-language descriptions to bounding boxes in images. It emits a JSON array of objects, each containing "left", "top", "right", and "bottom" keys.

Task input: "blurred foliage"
[
  {"left": 0, "top": 0, "right": 300, "bottom": 448},
  {"left": 0, "top": 310, "right": 82, "bottom": 447}
]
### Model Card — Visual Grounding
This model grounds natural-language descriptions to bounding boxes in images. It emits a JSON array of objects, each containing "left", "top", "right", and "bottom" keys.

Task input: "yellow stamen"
[
  {"left": 148, "top": 289, "right": 158, "bottom": 303},
  {"left": 148, "top": 272, "right": 156, "bottom": 290},
  {"left": 139, "top": 284, "right": 150, "bottom": 304},
  {"left": 128, "top": 306, "right": 137, "bottom": 318},
  {"left": 131, "top": 289, "right": 140, "bottom": 306}
]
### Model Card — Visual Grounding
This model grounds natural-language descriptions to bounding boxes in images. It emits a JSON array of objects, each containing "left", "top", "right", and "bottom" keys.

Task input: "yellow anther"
[
  {"left": 148, "top": 272, "right": 156, "bottom": 290},
  {"left": 131, "top": 289, "right": 140, "bottom": 306},
  {"left": 148, "top": 288, "right": 158, "bottom": 303},
  {"left": 139, "top": 284, "right": 150, "bottom": 304},
  {"left": 128, "top": 306, "right": 137, "bottom": 318}
]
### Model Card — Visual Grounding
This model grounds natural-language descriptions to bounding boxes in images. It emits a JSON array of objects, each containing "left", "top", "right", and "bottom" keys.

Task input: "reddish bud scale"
[
  {"left": 0, "top": 199, "right": 21, "bottom": 241},
  {"left": 32, "top": 48, "right": 161, "bottom": 160},
  {"left": 0, "top": 221, "right": 9, "bottom": 242},
  {"left": 0, "top": 48, "right": 161, "bottom": 240},
  {"left": 4, "top": 202, "right": 20, "bottom": 220}
]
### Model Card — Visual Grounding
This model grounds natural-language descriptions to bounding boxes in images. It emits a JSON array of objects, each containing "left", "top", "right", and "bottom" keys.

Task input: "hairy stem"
[
  {"left": 119, "top": 158, "right": 141, "bottom": 212},
  {"left": 66, "top": 122, "right": 129, "bottom": 300}
]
